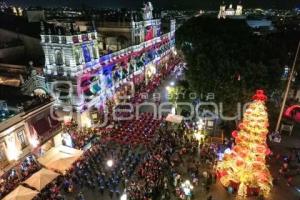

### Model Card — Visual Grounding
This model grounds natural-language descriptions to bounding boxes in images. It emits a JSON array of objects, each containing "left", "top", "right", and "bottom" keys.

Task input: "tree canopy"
[{"left": 176, "top": 17, "right": 295, "bottom": 116}]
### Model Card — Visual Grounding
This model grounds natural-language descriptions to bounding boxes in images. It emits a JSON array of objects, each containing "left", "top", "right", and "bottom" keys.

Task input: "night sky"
[{"left": 8, "top": 0, "right": 300, "bottom": 9}]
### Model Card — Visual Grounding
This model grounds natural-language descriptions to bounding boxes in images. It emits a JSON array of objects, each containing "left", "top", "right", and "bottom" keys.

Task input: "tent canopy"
[
  {"left": 165, "top": 114, "right": 183, "bottom": 124},
  {"left": 37, "top": 145, "right": 83, "bottom": 174},
  {"left": 3, "top": 185, "right": 38, "bottom": 200},
  {"left": 23, "top": 168, "right": 59, "bottom": 191}
]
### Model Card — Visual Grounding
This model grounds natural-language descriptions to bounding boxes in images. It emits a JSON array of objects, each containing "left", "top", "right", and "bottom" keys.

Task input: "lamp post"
[
  {"left": 107, "top": 159, "right": 114, "bottom": 168},
  {"left": 120, "top": 193, "right": 127, "bottom": 200},
  {"left": 275, "top": 41, "right": 300, "bottom": 133}
]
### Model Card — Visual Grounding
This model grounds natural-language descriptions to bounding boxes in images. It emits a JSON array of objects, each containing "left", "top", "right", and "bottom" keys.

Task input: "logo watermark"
[{"left": 49, "top": 80, "right": 252, "bottom": 127}]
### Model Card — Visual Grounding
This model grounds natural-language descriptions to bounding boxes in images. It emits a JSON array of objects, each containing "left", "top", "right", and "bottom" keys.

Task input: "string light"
[{"left": 217, "top": 90, "right": 272, "bottom": 197}]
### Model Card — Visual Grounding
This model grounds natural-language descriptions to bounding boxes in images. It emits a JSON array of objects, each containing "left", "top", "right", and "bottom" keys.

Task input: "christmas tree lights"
[{"left": 217, "top": 90, "right": 272, "bottom": 197}]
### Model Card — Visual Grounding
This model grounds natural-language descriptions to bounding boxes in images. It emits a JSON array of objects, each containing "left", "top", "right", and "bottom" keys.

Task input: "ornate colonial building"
[
  {"left": 218, "top": 3, "right": 243, "bottom": 19},
  {"left": 75, "top": 2, "right": 168, "bottom": 53},
  {"left": 41, "top": 2, "right": 176, "bottom": 126},
  {"left": 0, "top": 97, "right": 62, "bottom": 173}
]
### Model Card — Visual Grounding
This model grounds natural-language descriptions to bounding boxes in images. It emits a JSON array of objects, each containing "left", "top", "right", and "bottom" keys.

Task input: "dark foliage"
[{"left": 176, "top": 17, "right": 297, "bottom": 116}]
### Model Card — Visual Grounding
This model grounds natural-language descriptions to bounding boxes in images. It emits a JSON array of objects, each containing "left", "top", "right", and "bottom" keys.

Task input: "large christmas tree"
[{"left": 217, "top": 90, "right": 272, "bottom": 197}]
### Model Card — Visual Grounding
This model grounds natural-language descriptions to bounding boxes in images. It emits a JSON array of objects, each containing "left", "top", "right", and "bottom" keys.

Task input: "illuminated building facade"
[
  {"left": 0, "top": 99, "right": 62, "bottom": 172},
  {"left": 42, "top": 2, "right": 176, "bottom": 126},
  {"left": 74, "top": 2, "right": 166, "bottom": 53},
  {"left": 218, "top": 3, "right": 244, "bottom": 19}
]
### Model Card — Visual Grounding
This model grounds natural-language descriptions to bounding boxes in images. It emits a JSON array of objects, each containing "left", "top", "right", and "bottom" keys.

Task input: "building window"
[
  {"left": 55, "top": 50, "right": 63, "bottom": 66},
  {"left": 65, "top": 55, "right": 70, "bottom": 66},
  {"left": 45, "top": 36, "right": 49, "bottom": 43},
  {"left": 17, "top": 130, "right": 27, "bottom": 149},
  {"left": 92, "top": 46, "right": 98, "bottom": 59},
  {"left": 57, "top": 66, "right": 64, "bottom": 76},
  {"left": 74, "top": 49, "right": 82, "bottom": 65},
  {"left": 49, "top": 54, "right": 54, "bottom": 65}
]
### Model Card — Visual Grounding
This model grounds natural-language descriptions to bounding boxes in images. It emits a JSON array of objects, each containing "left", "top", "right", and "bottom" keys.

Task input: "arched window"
[
  {"left": 55, "top": 50, "right": 63, "bottom": 66},
  {"left": 92, "top": 46, "right": 98, "bottom": 59},
  {"left": 49, "top": 54, "right": 54, "bottom": 64},
  {"left": 82, "top": 45, "right": 91, "bottom": 63},
  {"left": 74, "top": 49, "right": 82, "bottom": 65}
]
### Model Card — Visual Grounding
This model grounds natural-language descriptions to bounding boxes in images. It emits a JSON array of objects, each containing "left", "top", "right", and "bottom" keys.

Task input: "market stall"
[
  {"left": 37, "top": 145, "right": 83, "bottom": 174},
  {"left": 23, "top": 168, "right": 60, "bottom": 191},
  {"left": 3, "top": 185, "right": 38, "bottom": 200}
]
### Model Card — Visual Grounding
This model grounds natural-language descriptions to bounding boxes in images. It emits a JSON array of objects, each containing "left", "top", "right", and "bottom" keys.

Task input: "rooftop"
[
  {"left": 0, "top": 85, "right": 52, "bottom": 122},
  {"left": 0, "top": 12, "right": 41, "bottom": 38},
  {"left": 0, "top": 38, "right": 23, "bottom": 49}
]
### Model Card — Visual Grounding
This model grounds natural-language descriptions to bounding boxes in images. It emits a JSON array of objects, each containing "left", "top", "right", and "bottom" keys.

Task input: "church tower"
[
  {"left": 218, "top": 2, "right": 226, "bottom": 19},
  {"left": 236, "top": 2, "right": 243, "bottom": 16}
]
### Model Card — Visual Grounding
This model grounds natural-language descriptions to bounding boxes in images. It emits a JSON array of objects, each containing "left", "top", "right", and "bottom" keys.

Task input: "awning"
[
  {"left": 165, "top": 114, "right": 183, "bottom": 124},
  {"left": 3, "top": 185, "right": 38, "bottom": 200},
  {"left": 38, "top": 145, "right": 83, "bottom": 174},
  {"left": 32, "top": 117, "right": 51, "bottom": 136},
  {"left": 23, "top": 168, "right": 60, "bottom": 191}
]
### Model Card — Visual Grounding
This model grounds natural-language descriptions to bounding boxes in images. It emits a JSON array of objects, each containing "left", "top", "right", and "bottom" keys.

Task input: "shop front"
[
  {"left": 0, "top": 122, "right": 31, "bottom": 172},
  {"left": 27, "top": 108, "right": 63, "bottom": 158},
  {"left": 33, "top": 130, "right": 65, "bottom": 158}
]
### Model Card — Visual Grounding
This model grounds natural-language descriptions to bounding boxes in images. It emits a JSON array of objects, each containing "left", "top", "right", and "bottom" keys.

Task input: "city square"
[{"left": 0, "top": 1, "right": 299, "bottom": 200}]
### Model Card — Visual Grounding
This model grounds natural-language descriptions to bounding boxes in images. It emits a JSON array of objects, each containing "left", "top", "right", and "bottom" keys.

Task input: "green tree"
[{"left": 176, "top": 16, "right": 299, "bottom": 130}]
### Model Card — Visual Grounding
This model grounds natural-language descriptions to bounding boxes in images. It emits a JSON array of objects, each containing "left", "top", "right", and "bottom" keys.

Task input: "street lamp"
[
  {"left": 120, "top": 193, "right": 127, "bottom": 200},
  {"left": 107, "top": 159, "right": 114, "bottom": 168},
  {"left": 181, "top": 180, "right": 193, "bottom": 197}
]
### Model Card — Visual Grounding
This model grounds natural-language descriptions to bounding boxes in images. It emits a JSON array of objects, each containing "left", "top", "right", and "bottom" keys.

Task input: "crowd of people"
[
  {"left": 33, "top": 180, "right": 64, "bottom": 200},
  {"left": 1, "top": 47, "right": 299, "bottom": 200},
  {"left": 275, "top": 147, "right": 300, "bottom": 187},
  {"left": 67, "top": 140, "right": 141, "bottom": 199},
  {"left": 126, "top": 123, "right": 187, "bottom": 199},
  {"left": 129, "top": 74, "right": 162, "bottom": 105},
  {"left": 62, "top": 122, "right": 97, "bottom": 149},
  {"left": 101, "top": 112, "right": 162, "bottom": 147},
  {"left": 0, "top": 155, "right": 41, "bottom": 199},
  {"left": 0, "top": 57, "right": 186, "bottom": 200},
  {"left": 32, "top": 134, "right": 147, "bottom": 200}
]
